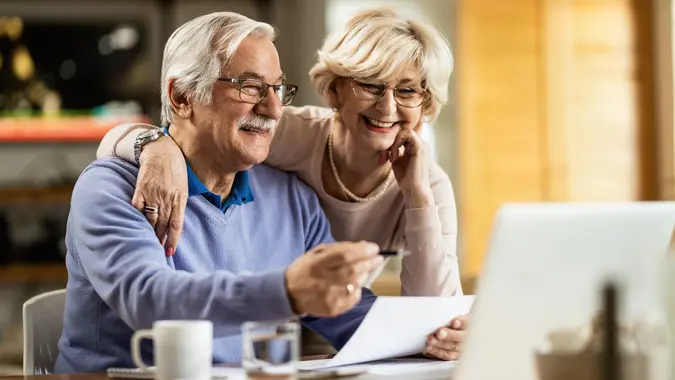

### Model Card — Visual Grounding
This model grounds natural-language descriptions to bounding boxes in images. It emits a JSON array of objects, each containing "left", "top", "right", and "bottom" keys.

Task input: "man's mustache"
[{"left": 237, "top": 115, "right": 276, "bottom": 130}]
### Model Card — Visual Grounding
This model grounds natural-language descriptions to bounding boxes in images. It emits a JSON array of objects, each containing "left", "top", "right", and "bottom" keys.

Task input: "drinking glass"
[{"left": 242, "top": 320, "right": 300, "bottom": 379}]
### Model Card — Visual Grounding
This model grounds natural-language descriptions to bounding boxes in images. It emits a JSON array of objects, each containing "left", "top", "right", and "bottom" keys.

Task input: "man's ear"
[{"left": 168, "top": 78, "right": 193, "bottom": 120}]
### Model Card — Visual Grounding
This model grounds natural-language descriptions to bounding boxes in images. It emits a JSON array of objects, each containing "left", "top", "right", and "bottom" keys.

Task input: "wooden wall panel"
[
  {"left": 457, "top": 0, "right": 546, "bottom": 278},
  {"left": 457, "top": 0, "right": 655, "bottom": 281},
  {"left": 631, "top": 0, "right": 658, "bottom": 201},
  {"left": 546, "top": 0, "right": 642, "bottom": 201},
  {"left": 653, "top": 0, "right": 675, "bottom": 200}
]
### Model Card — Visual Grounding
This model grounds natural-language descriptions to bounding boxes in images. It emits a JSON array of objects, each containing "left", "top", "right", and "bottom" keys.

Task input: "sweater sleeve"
[
  {"left": 291, "top": 175, "right": 376, "bottom": 350},
  {"left": 263, "top": 106, "right": 333, "bottom": 171},
  {"left": 68, "top": 161, "right": 297, "bottom": 336},
  {"left": 300, "top": 289, "right": 376, "bottom": 350},
  {"left": 96, "top": 123, "right": 156, "bottom": 162},
  {"left": 399, "top": 162, "right": 463, "bottom": 297},
  {"left": 97, "top": 106, "right": 332, "bottom": 171}
]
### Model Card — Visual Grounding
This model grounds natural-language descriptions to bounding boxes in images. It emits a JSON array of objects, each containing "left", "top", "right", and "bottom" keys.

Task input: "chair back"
[{"left": 22, "top": 289, "right": 67, "bottom": 375}]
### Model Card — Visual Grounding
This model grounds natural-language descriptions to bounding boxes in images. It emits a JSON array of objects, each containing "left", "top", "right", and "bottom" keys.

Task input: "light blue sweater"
[{"left": 55, "top": 158, "right": 375, "bottom": 373}]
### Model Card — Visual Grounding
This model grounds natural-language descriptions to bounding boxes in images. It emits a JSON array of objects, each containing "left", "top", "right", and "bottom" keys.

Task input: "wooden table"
[
  {"left": 0, "top": 375, "right": 96, "bottom": 380},
  {"left": 0, "top": 356, "right": 454, "bottom": 380},
  {"left": 0, "top": 370, "right": 453, "bottom": 380}
]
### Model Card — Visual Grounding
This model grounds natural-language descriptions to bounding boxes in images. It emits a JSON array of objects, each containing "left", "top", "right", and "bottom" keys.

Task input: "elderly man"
[{"left": 55, "top": 12, "right": 458, "bottom": 372}]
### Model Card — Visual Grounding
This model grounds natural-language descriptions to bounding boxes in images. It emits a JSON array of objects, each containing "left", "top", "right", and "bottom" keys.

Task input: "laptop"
[{"left": 454, "top": 202, "right": 675, "bottom": 380}]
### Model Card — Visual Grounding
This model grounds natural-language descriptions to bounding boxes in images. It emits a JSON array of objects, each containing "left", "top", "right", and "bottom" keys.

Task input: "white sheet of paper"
[
  {"left": 298, "top": 295, "right": 475, "bottom": 370},
  {"left": 364, "top": 358, "right": 458, "bottom": 375}
]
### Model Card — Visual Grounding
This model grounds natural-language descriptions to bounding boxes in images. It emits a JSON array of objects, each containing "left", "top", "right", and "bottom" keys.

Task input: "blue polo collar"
[{"left": 163, "top": 127, "right": 254, "bottom": 212}]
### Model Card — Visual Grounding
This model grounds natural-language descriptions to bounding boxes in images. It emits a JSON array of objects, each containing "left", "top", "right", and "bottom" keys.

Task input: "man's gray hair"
[{"left": 160, "top": 12, "right": 277, "bottom": 126}]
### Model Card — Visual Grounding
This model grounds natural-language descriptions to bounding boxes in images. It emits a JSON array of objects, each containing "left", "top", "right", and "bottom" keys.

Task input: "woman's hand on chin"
[{"left": 385, "top": 128, "right": 434, "bottom": 209}]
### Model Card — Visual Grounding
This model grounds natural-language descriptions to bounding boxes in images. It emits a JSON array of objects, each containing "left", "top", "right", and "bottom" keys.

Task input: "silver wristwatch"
[{"left": 134, "top": 128, "right": 165, "bottom": 164}]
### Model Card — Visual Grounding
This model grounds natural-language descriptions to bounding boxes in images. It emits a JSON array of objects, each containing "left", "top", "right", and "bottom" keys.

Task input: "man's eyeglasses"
[
  {"left": 217, "top": 77, "right": 298, "bottom": 106},
  {"left": 350, "top": 79, "right": 427, "bottom": 108}
]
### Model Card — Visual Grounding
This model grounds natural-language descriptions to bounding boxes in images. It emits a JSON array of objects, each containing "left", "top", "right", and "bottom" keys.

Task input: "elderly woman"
[{"left": 96, "top": 6, "right": 467, "bottom": 360}]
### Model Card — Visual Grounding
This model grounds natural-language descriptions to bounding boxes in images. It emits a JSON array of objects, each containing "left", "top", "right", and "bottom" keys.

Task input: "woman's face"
[{"left": 332, "top": 68, "right": 426, "bottom": 152}]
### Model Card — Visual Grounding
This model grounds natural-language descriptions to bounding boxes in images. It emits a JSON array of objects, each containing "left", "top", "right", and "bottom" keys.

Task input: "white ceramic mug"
[{"left": 131, "top": 320, "right": 213, "bottom": 380}]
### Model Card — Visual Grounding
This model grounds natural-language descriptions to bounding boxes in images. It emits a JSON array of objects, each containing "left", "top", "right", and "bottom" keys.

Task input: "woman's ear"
[
  {"left": 325, "top": 79, "right": 342, "bottom": 110},
  {"left": 168, "top": 78, "right": 193, "bottom": 120}
]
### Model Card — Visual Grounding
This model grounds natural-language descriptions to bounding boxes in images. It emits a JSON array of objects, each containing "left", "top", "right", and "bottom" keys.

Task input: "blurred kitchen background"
[{"left": 0, "top": 0, "right": 670, "bottom": 374}]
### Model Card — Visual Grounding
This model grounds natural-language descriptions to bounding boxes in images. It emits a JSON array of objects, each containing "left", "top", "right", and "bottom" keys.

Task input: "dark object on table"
[{"left": 602, "top": 281, "right": 620, "bottom": 380}]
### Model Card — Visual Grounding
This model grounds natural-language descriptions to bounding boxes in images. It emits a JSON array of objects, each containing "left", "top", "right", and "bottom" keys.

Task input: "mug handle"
[{"left": 131, "top": 329, "right": 155, "bottom": 372}]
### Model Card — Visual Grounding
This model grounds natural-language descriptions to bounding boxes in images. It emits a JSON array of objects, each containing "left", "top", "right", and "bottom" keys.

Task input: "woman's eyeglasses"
[{"left": 350, "top": 79, "right": 427, "bottom": 108}]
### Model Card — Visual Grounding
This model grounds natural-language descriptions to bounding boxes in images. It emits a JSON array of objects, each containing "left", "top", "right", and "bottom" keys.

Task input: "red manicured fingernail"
[{"left": 165, "top": 247, "right": 174, "bottom": 257}]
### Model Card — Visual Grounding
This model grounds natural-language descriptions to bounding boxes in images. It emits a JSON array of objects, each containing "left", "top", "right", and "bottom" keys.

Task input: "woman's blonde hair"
[{"left": 309, "top": 6, "right": 453, "bottom": 122}]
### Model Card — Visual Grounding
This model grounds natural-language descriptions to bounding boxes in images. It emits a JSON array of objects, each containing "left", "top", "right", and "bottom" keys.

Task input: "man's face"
[{"left": 191, "top": 35, "right": 284, "bottom": 170}]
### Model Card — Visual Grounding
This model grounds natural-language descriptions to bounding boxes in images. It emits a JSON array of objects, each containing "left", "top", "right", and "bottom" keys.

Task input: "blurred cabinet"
[
  {"left": 457, "top": 0, "right": 658, "bottom": 279},
  {"left": 0, "top": 0, "right": 266, "bottom": 283}
]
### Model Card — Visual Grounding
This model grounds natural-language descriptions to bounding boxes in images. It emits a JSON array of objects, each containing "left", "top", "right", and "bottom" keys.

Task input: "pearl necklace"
[{"left": 327, "top": 126, "right": 394, "bottom": 203}]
